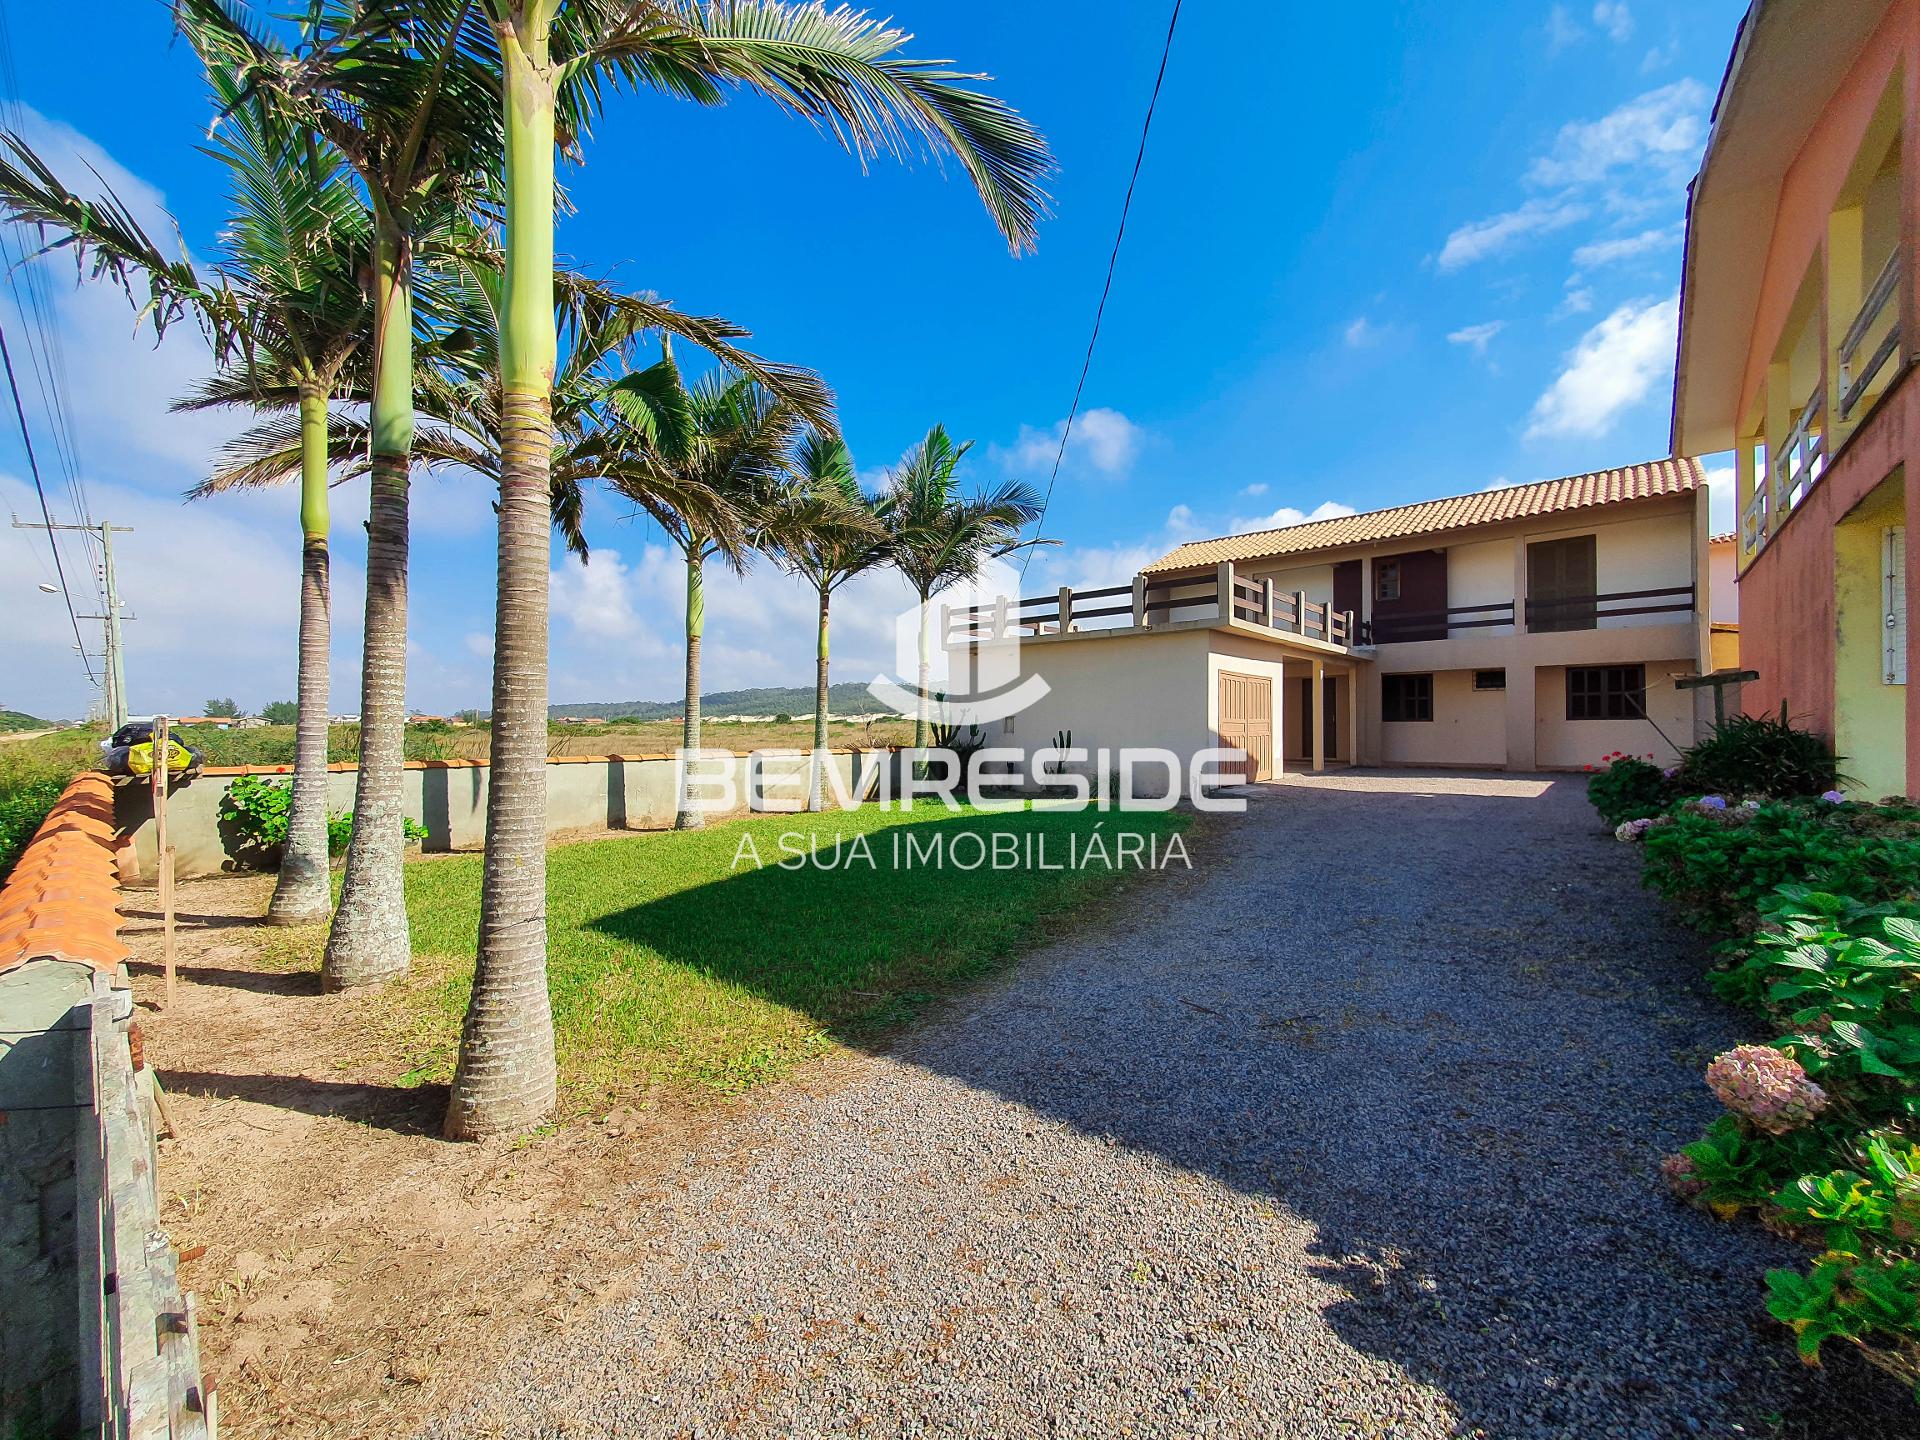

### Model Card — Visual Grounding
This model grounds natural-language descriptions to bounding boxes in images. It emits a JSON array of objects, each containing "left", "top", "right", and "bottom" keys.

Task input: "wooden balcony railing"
[
  {"left": 1839, "top": 250, "right": 1902, "bottom": 423},
  {"left": 1367, "top": 600, "right": 1516, "bottom": 644},
  {"left": 943, "top": 564, "right": 1357, "bottom": 649},
  {"left": 1523, "top": 584, "right": 1695, "bottom": 631}
]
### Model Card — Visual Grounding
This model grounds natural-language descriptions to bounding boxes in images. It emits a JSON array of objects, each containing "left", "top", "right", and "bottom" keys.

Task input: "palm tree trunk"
[
  {"left": 445, "top": 0, "right": 558, "bottom": 1139},
  {"left": 324, "top": 220, "right": 413, "bottom": 989},
  {"left": 676, "top": 548, "right": 705, "bottom": 830},
  {"left": 915, "top": 588, "right": 933, "bottom": 761},
  {"left": 267, "top": 377, "right": 333, "bottom": 924},
  {"left": 808, "top": 584, "right": 830, "bottom": 812}
]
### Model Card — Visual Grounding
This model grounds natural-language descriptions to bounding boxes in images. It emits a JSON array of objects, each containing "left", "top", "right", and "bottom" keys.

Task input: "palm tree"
[
  {"left": 0, "top": 70, "right": 371, "bottom": 926},
  {"left": 879, "top": 425, "right": 1048, "bottom": 753},
  {"left": 448, "top": 0, "right": 1053, "bottom": 1138},
  {"left": 767, "top": 432, "right": 889, "bottom": 810},
  {"left": 602, "top": 357, "right": 805, "bottom": 828},
  {"left": 180, "top": 0, "right": 507, "bottom": 989}
]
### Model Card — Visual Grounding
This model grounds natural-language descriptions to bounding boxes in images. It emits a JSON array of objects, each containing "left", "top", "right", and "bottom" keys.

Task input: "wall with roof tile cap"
[{"left": 0, "top": 772, "right": 128, "bottom": 976}]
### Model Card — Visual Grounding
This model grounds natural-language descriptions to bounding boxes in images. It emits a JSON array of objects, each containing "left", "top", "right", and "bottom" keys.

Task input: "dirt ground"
[{"left": 119, "top": 873, "right": 851, "bottom": 1440}]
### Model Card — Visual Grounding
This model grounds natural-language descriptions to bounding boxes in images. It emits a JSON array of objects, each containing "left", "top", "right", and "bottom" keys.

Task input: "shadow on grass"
[{"left": 578, "top": 805, "right": 1185, "bottom": 1045}]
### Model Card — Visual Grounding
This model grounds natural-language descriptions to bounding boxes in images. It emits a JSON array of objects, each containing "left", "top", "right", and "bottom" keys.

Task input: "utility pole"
[{"left": 13, "top": 517, "right": 132, "bottom": 729}]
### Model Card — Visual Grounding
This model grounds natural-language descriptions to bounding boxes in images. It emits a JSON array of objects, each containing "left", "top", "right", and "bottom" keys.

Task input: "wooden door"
[
  {"left": 1218, "top": 671, "right": 1274, "bottom": 781},
  {"left": 1528, "top": 535, "right": 1598, "bottom": 632},
  {"left": 1296, "top": 677, "right": 1340, "bottom": 760}
]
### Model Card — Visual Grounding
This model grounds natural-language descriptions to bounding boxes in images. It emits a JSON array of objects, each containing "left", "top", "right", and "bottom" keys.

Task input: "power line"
[
  {"left": 0, "top": 311, "right": 95, "bottom": 683},
  {"left": 1021, "top": 0, "right": 1183, "bottom": 576}
]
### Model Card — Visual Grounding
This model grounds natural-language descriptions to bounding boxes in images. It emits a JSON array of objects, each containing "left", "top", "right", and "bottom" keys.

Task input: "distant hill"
[
  {"left": 549, "top": 683, "right": 885, "bottom": 722},
  {"left": 0, "top": 710, "right": 53, "bottom": 733}
]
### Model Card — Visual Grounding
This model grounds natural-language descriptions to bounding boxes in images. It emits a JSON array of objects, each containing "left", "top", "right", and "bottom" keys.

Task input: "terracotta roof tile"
[
  {"left": 0, "top": 772, "right": 128, "bottom": 977},
  {"left": 1141, "top": 458, "right": 1704, "bottom": 574}
]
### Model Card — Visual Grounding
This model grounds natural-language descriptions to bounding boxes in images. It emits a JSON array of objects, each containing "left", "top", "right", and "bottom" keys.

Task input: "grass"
[{"left": 272, "top": 802, "right": 1190, "bottom": 1104}]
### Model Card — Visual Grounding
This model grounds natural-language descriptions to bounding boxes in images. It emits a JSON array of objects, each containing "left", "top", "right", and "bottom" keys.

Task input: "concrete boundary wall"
[
  {"left": 0, "top": 775, "right": 212, "bottom": 1437},
  {"left": 116, "top": 749, "right": 906, "bottom": 883}
]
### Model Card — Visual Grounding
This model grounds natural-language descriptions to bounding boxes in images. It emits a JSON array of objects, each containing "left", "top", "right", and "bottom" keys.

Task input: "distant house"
[
  {"left": 948, "top": 459, "right": 1714, "bottom": 777},
  {"left": 1672, "top": 0, "right": 1914, "bottom": 797},
  {"left": 1708, "top": 532, "right": 1741, "bottom": 670}
]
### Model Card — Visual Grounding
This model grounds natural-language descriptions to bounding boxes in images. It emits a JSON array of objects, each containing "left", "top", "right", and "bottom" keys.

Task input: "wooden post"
[
  {"left": 1294, "top": 590, "right": 1309, "bottom": 637},
  {"left": 1311, "top": 662, "right": 1326, "bottom": 773},
  {"left": 1216, "top": 561, "right": 1234, "bottom": 622},
  {"left": 938, "top": 603, "right": 952, "bottom": 649},
  {"left": 1057, "top": 585, "right": 1073, "bottom": 635},
  {"left": 1262, "top": 577, "right": 1275, "bottom": 629},
  {"left": 1132, "top": 575, "right": 1148, "bottom": 629},
  {"left": 153, "top": 714, "right": 176, "bottom": 1010},
  {"left": 991, "top": 594, "right": 1009, "bottom": 642}
]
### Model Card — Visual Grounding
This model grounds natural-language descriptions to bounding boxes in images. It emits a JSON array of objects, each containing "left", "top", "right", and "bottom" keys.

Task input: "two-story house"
[
  {"left": 1672, "top": 0, "right": 1915, "bottom": 799},
  {"left": 947, "top": 458, "right": 1712, "bottom": 780}
]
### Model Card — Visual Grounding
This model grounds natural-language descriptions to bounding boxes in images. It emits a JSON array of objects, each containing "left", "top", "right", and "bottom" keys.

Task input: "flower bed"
[{"left": 1605, "top": 775, "right": 1920, "bottom": 1394}]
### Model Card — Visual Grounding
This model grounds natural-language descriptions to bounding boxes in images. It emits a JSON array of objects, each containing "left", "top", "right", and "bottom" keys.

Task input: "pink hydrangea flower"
[
  {"left": 1704, "top": 1045, "right": 1828, "bottom": 1135},
  {"left": 1661, "top": 1152, "right": 1706, "bottom": 1200}
]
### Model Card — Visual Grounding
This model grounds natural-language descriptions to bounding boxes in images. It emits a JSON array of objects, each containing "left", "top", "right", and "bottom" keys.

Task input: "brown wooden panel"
[
  {"left": 1372, "top": 549, "right": 1448, "bottom": 641},
  {"left": 1217, "top": 670, "right": 1273, "bottom": 782},
  {"left": 1332, "top": 560, "right": 1361, "bottom": 623}
]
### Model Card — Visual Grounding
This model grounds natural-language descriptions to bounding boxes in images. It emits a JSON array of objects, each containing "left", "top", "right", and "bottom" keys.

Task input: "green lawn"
[{"left": 283, "top": 802, "right": 1190, "bottom": 1103}]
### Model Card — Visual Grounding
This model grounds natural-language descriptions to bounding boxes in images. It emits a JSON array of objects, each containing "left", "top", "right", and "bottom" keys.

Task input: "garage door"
[{"left": 1218, "top": 671, "right": 1274, "bottom": 782}]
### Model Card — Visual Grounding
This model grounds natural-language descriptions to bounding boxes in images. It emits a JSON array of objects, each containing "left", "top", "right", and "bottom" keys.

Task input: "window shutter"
[{"left": 1887, "top": 525, "right": 1908, "bottom": 686}]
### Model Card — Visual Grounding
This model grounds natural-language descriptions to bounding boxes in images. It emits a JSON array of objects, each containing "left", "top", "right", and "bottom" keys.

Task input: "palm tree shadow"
[{"left": 160, "top": 1069, "right": 445, "bottom": 1134}]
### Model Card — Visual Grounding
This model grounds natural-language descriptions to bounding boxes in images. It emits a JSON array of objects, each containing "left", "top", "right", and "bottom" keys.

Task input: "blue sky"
[{"left": 0, "top": 0, "right": 1748, "bottom": 720}]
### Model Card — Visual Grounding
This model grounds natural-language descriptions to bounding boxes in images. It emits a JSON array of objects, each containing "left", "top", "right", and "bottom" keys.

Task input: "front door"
[
  {"left": 1217, "top": 671, "right": 1274, "bottom": 781},
  {"left": 1296, "top": 677, "right": 1340, "bottom": 760}
]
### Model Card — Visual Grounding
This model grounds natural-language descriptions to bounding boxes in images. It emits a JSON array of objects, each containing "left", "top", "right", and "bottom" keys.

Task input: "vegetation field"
[{"left": 263, "top": 802, "right": 1190, "bottom": 1103}]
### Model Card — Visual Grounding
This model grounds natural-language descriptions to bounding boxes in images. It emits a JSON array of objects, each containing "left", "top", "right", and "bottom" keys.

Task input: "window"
[
  {"left": 1473, "top": 669, "right": 1507, "bottom": 691},
  {"left": 1375, "top": 560, "right": 1401, "bottom": 602},
  {"left": 1528, "top": 535, "right": 1598, "bottom": 633},
  {"left": 1567, "top": 664, "right": 1646, "bottom": 720},
  {"left": 1382, "top": 672, "right": 1433, "bottom": 722}
]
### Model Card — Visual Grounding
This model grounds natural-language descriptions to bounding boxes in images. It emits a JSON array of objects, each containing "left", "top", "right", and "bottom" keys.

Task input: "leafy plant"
[
  {"left": 1586, "top": 752, "right": 1669, "bottom": 827},
  {"left": 0, "top": 774, "right": 69, "bottom": 881},
  {"left": 219, "top": 774, "right": 424, "bottom": 865},
  {"left": 1677, "top": 702, "right": 1842, "bottom": 799},
  {"left": 259, "top": 699, "right": 299, "bottom": 725},
  {"left": 204, "top": 697, "right": 242, "bottom": 719}
]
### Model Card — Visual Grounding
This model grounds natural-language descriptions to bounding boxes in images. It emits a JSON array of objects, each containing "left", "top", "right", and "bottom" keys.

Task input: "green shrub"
[
  {"left": 1676, "top": 703, "right": 1841, "bottom": 799},
  {"left": 218, "top": 774, "right": 425, "bottom": 866},
  {"left": 1639, "top": 798, "right": 1920, "bottom": 1390},
  {"left": 1586, "top": 752, "right": 1669, "bottom": 827},
  {"left": 1641, "top": 801, "right": 1920, "bottom": 933},
  {"left": 0, "top": 775, "right": 71, "bottom": 880}
]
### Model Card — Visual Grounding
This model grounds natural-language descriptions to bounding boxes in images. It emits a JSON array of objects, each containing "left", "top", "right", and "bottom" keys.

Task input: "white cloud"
[
  {"left": 1641, "top": 38, "right": 1679, "bottom": 72},
  {"left": 1525, "top": 292, "right": 1679, "bottom": 439},
  {"left": 1438, "top": 197, "right": 1588, "bottom": 270},
  {"left": 1570, "top": 223, "right": 1683, "bottom": 267},
  {"left": 1525, "top": 81, "right": 1708, "bottom": 189},
  {"left": 1447, "top": 320, "right": 1506, "bottom": 355},
  {"left": 1240, "top": 483, "right": 1269, "bottom": 498},
  {"left": 1592, "top": 2, "right": 1634, "bottom": 43},
  {"left": 1344, "top": 317, "right": 1380, "bottom": 348},
  {"left": 1546, "top": 5, "right": 1585, "bottom": 53},
  {"left": 1230, "top": 500, "right": 1358, "bottom": 536},
  {"left": 996, "top": 407, "right": 1144, "bottom": 479},
  {"left": 1558, "top": 284, "right": 1597, "bottom": 317},
  {"left": 1703, "top": 463, "right": 1735, "bottom": 534}
]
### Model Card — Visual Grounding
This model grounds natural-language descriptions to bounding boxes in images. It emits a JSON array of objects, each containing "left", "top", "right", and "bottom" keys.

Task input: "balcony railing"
[
  {"left": 1774, "top": 381, "right": 1826, "bottom": 515},
  {"left": 943, "top": 566, "right": 1357, "bottom": 649},
  {"left": 1523, "top": 584, "right": 1695, "bottom": 631},
  {"left": 1367, "top": 600, "right": 1516, "bottom": 644},
  {"left": 1839, "top": 250, "right": 1902, "bottom": 422}
]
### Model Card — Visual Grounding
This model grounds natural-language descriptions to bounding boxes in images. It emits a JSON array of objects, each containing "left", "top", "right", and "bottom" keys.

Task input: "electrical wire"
[
  {"left": 0, "top": 311, "right": 95, "bottom": 682},
  {"left": 1020, "top": 0, "right": 1183, "bottom": 576}
]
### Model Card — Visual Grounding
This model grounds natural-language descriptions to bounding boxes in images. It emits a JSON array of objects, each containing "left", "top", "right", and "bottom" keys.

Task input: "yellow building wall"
[{"left": 1834, "top": 477, "right": 1907, "bottom": 798}]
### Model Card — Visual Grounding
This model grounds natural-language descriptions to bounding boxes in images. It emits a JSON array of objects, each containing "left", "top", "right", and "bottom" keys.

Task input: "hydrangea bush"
[{"left": 1627, "top": 788, "right": 1920, "bottom": 1392}]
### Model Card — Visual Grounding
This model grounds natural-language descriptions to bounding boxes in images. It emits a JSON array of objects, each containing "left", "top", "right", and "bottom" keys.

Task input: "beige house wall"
[
  {"left": 1446, "top": 539, "right": 1516, "bottom": 632},
  {"left": 1533, "top": 659, "right": 1697, "bottom": 768},
  {"left": 1378, "top": 669, "right": 1509, "bottom": 767},
  {"left": 991, "top": 627, "right": 1215, "bottom": 759}
]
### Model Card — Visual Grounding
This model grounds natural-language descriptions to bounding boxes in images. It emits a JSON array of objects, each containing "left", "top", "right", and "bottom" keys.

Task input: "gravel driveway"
[{"left": 430, "top": 773, "right": 1911, "bottom": 1438}]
